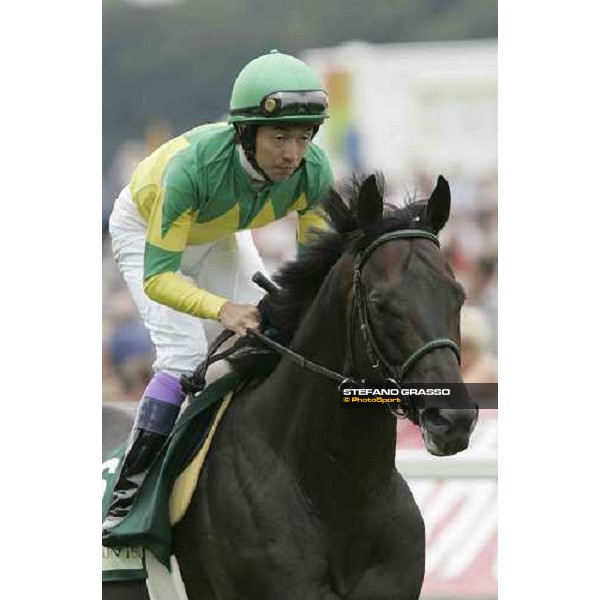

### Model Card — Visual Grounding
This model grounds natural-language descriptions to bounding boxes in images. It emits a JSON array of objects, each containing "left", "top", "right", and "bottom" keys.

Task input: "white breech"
[{"left": 108, "top": 187, "right": 267, "bottom": 378}]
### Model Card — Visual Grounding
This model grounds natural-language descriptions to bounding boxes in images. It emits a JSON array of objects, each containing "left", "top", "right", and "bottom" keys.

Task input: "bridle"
[
  {"left": 182, "top": 229, "right": 461, "bottom": 420},
  {"left": 347, "top": 230, "right": 461, "bottom": 417}
]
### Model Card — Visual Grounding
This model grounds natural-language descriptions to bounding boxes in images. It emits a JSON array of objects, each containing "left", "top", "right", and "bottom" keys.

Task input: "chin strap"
[{"left": 235, "top": 124, "right": 272, "bottom": 181}]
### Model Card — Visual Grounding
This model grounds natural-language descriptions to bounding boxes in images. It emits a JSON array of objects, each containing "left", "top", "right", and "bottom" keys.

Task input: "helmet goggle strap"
[{"left": 231, "top": 90, "right": 328, "bottom": 119}]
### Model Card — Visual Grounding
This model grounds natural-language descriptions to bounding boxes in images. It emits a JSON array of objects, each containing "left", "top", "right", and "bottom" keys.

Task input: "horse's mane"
[{"left": 228, "top": 173, "right": 428, "bottom": 380}]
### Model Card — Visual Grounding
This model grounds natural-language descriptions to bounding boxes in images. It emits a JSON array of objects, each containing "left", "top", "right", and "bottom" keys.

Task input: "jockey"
[{"left": 102, "top": 50, "right": 333, "bottom": 536}]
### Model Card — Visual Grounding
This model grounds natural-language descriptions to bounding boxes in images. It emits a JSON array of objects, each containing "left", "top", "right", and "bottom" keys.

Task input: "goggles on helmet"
[{"left": 230, "top": 90, "right": 329, "bottom": 119}]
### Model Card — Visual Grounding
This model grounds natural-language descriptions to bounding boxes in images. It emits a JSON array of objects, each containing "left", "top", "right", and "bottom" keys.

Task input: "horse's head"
[
  {"left": 346, "top": 174, "right": 478, "bottom": 456},
  {"left": 231, "top": 172, "right": 479, "bottom": 455}
]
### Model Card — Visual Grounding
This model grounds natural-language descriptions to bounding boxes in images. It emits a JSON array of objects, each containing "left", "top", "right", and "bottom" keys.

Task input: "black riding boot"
[
  {"left": 103, "top": 372, "right": 185, "bottom": 542},
  {"left": 101, "top": 427, "right": 167, "bottom": 540}
]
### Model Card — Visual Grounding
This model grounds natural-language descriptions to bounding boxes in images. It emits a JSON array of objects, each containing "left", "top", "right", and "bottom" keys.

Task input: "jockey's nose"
[{"left": 282, "top": 140, "right": 300, "bottom": 164}]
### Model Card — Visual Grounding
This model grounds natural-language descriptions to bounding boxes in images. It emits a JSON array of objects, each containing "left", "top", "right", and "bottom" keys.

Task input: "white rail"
[{"left": 396, "top": 451, "right": 497, "bottom": 479}]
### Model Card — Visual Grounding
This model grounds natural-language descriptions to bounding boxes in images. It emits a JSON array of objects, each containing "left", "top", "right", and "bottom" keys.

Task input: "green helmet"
[{"left": 229, "top": 50, "right": 329, "bottom": 125}]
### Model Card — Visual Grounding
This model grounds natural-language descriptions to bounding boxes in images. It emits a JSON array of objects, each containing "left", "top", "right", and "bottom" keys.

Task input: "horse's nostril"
[{"left": 420, "top": 408, "right": 450, "bottom": 432}]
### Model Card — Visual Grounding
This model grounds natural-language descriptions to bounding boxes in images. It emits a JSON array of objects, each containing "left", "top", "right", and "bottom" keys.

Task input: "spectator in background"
[
  {"left": 144, "top": 118, "right": 172, "bottom": 154},
  {"left": 460, "top": 306, "right": 497, "bottom": 383},
  {"left": 107, "top": 319, "right": 154, "bottom": 400},
  {"left": 467, "top": 256, "right": 498, "bottom": 354},
  {"left": 103, "top": 286, "right": 155, "bottom": 402},
  {"left": 103, "top": 122, "right": 173, "bottom": 235}
]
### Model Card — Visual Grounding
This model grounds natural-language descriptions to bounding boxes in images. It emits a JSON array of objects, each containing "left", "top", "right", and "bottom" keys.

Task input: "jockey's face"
[{"left": 255, "top": 125, "right": 313, "bottom": 181}]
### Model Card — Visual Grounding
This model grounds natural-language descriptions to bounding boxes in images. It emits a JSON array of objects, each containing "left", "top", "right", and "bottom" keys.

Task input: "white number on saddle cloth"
[{"left": 102, "top": 457, "right": 120, "bottom": 497}]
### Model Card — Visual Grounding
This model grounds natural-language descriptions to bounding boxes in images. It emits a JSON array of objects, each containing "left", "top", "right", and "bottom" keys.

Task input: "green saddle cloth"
[{"left": 102, "top": 371, "right": 240, "bottom": 577}]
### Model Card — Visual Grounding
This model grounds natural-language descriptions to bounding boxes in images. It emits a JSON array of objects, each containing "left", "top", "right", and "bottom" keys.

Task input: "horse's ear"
[
  {"left": 326, "top": 187, "right": 355, "bottom": 234},
  {"left": 423, "top": 175, "right": 451, "bottom": 234},
  {"left": 357, "top": 174, "right": 383, "bottom": 229}
]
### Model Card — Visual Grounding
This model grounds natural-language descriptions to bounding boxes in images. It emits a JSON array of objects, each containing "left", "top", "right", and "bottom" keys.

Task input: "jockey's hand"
[{"left": 217, "top": 302, "right": 261, "bottom": 336}]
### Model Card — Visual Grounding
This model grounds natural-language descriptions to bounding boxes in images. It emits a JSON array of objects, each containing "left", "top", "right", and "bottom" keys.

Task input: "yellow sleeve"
[{"left": 144, "top": 272, "right": 228, "bottom": 321}]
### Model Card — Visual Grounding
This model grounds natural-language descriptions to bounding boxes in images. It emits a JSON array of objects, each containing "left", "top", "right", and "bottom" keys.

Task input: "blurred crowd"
[
  {"left": 408, "top": 168, "right": 498, "bottom": 384},
  {"left": 102, "top": 127, "right": 497, "bottom": 403}
]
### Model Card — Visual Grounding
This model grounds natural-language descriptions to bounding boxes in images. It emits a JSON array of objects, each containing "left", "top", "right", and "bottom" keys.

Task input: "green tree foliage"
[{"left": 103, "top": 0, "right": 497, "bottom": 170}]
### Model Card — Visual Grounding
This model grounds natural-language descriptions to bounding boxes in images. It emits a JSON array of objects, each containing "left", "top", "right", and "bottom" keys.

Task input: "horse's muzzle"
[{"left": 419, "top": 408, "right": 478, "bottom": 456}]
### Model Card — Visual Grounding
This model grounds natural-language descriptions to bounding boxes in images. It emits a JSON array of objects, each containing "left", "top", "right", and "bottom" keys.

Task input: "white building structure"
[{"left": 303, "top": 40, "right": 497, "bottom": 189}]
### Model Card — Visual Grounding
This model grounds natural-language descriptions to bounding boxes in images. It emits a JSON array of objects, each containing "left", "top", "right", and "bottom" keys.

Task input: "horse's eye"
[
  {"left": 368, "top": 291, "right": 385, "bottom": 311},
  {"left": 368, "top": 291, "right": 402, "bottom": 318}
]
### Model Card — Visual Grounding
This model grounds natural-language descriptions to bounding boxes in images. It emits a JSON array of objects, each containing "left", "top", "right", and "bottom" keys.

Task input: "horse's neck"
[{"left": 253, "top": 266, "right": 398, "bottom": 509}]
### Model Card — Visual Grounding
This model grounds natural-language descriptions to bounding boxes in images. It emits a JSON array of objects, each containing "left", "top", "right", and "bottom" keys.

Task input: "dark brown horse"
[{"left": 103, "top": 174, "right": 478, "bottom": 600}]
